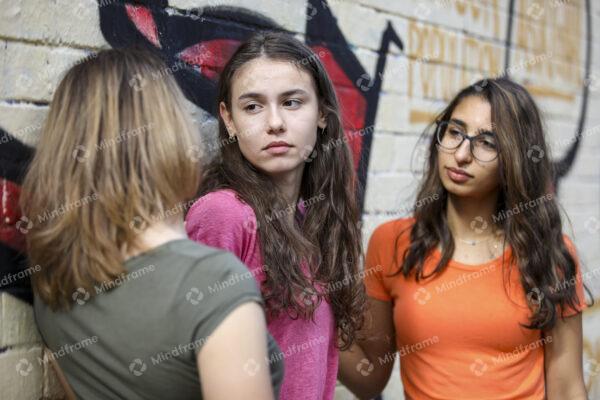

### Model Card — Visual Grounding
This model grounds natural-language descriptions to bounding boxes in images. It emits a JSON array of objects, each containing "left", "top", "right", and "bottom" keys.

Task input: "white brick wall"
[
  {"left": 0, "top": 0, "right": 598, "bottom": 399},
  {"left": 0, "top": 293, "right": 63, "bottom": 399}
]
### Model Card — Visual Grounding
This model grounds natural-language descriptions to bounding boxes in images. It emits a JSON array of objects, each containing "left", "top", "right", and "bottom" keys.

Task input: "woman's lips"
[
  {"left": 265, "top": 145, "right": 291, "bottom": 155},
  {"left": 446, "top": 167, "right": 472, "bottom": 183}
]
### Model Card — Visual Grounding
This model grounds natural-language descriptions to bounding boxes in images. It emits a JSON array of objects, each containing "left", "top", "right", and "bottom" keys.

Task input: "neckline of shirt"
[
  {"left": 123, "top": 238, "right": 190, "bottom": 266},
  {"left": 431, "top": 244, "right": 512, "bottom": 271}
]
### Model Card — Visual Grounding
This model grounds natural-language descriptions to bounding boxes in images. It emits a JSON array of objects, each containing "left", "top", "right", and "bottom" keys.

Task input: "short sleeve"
[
  {"left": 177, "top": 251, "right": 264, "bottom": 356},
  {"left": 363, "top": 223, "right": 394, "bottom": 302},
  {"left": 559, "top": 235, "right": 588, "bottom": 317},
  {"left": 185, "top": 190, "right": 258, "bottom": 265}
]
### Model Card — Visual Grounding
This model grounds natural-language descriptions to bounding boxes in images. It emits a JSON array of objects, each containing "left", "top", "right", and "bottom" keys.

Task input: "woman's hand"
[{"left": 338, "top": 297, "right": 396, "bottom": 400}]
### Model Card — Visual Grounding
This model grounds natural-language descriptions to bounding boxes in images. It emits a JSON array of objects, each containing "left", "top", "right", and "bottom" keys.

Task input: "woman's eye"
[
  {"left": 448, "top": 129, "right": 463, "bottom": 137},
  {"left": 477, "top": 138, "right": 496, "bottom": 149},
  {"left": 244, "top": 104, "right": 260, "bottom": 112},
  {"left": 283, "top": 99, "right": 302, "bottom": 108}
]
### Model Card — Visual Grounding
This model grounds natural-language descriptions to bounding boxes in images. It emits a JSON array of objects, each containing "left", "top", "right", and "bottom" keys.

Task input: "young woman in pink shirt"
[{"left": 185, "top": 31, "right": 365, "bottom": 400}]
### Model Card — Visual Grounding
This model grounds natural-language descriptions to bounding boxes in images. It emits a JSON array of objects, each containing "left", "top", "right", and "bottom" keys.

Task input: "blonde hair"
[{"left": 21, "top": 48, "right": 201, "bottom": 310}]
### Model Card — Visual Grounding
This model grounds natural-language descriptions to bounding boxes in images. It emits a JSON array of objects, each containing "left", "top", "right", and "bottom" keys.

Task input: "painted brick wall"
[{"left": 0, "top": 0, "right": 598, "bottom": 399}]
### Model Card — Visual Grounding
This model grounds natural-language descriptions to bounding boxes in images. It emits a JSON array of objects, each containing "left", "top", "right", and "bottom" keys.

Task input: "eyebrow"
[
  {"left": 238, "top": 92, "right": 264, "bottom": 101},
  {"left": 279, "top": 89, "right": 309, "bottom": 98},
  {"left": 449, "top": 118, "right": 495, "bottom": 136},
  {"left": 449, "top": 118, "right": 467, "bottom": 129},
  {"left": 476, "top": 129, "right": 496, "bottom": 137},
  {"left": 237, "top": 88, "right": 309, "bottom": 102}
]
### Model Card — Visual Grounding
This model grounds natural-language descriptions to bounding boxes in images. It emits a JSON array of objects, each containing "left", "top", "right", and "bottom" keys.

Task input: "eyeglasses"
[{"left": 435, "top": 121, "right": 499, "bottom": 162}]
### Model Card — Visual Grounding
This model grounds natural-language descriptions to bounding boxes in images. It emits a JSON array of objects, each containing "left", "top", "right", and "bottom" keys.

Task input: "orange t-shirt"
[{"left": 364, "top": 218, "right": 587, "bottom": 400}]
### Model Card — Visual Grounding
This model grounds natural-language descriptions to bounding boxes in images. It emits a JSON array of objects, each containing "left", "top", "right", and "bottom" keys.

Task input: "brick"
[
  {"left": 368, "top": 132, "right": 425, "bottom": 174},
  {"left": 507, "top": 47, "right": 585, "bottom": 87},
  {"left": 558, "top": 182, "right": 600, "bottom": 209},
  {"left": 0, "top": 0, "right": 107, "bottom": 49},
  {"left": 380, "top": 54, "right": 409, "bottom": 95},
  {"left": 42, "top": 350, "right": 66, "bottom": 399},
  {"left": 535, "top": 93, "right": 585, "bottom": 122},
  {"left": 0, "top": 102, "right": 47, "bottom": 146},
  {"left": 407, "top": 60, "right": 465, "bottom": 102},
  {"left": 171, "top": 0, "right": 307, "bottom": 33},
  {"left": 368, "top": 133, "right": 397, "bottom": 173},
  {"left": 568, "top": 153, "right": 600, "bottom": 180},
  {"left": 0, "top": 293, "right": 42, "bottom": 348},
  {"left": 333, "top": 383, "right": 356, "bottom": 400},
  {"left": 363, "top": 172, "right": 420, "bottom": 213},
  {"left": 327, "top": 1, "right": 392, "bottom": 52},
  {"left": 404, "top": 96, "right": 447, "bottom": 133},
  {"left": 373, "top": 93, "right": 410, "bottom": 132},
  {"left": 381, "top": 358, "right": 405, "bottom": 399},
  {"left": 348, "top": 0, "right": 508, "bottom": 43},
  {"left": 0, "top": 346, "right": 44, "bottom": 400},
  {"left": 546, "top": 118, "right": 583, "bottom": 156},
  {"left": 0, "top": 41, "right": 91, "bottom": 102}
]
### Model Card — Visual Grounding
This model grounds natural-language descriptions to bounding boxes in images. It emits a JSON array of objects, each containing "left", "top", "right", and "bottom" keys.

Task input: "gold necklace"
[
  {"left": 457, "top": 236, "right": 491, "bottom": 246},
  {"left": 456, "top": 227, "right": 504, "bottom": 245}
]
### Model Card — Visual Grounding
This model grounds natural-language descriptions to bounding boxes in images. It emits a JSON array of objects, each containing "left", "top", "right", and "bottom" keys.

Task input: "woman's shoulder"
[
  {"left": 186, "top": 189, "right": 256, "bottom": 224},
  {"left": 189, "top": 188, "right": 252, "bottom": 211},
  {"left": 370, "top": 217, "right": 415, "bottom": 243},
  {"left": 366, "top": 217, "right": 415, "bottom": 264},
  {"left": 561, "top": 233, "right": 576, "bottom": 252},
  {"left": 169, "top": 239, "right": 254, "bottom": 278},
  {"left": 185, "top": 189, "right": 260, "bottom": 255}
]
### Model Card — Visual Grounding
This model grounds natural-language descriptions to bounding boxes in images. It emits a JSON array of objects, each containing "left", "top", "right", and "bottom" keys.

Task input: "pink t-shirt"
[{"left": 185, "top": 189, "right": 338, "bottom": 400}]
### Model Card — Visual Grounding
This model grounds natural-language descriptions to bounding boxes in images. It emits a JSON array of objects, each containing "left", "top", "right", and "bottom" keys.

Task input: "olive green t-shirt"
[{"left": 34, "top": 239, "right": 283, "bottom": 399}]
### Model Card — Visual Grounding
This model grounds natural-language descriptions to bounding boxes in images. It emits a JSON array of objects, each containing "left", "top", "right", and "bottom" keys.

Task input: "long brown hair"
[
  {"left": 21, "top": 48, "right": 201, "bottom": 310},
  {"left": 396, "top": 77, "right": 590, "bottom": 330},
  {"left": 198, "top": 31, "right": 365, "bottom": 349}
]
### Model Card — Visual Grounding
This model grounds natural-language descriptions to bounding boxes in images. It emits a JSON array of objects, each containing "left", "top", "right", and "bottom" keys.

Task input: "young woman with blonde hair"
[{"left": 23, "top": 48, "right": 282, "bottom": 400}]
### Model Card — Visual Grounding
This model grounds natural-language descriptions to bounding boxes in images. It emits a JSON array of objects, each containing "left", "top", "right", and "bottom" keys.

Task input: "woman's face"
[
  {"left": 437, "top": 95, "right": 501, "bottom": 199},
  {"left": 220, "top": 57, "right": 326, "bottom": 179}
]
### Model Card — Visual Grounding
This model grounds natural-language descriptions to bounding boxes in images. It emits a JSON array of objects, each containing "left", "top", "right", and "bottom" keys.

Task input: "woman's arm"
[
  {"left": 338, "top": 297, "right": 396, "bottom": 400},
  {"left": 544, "top": 313, "right": 588, "bottom": 400},
  {"left": 198, "top": 302, "right": 275, "bottom": 400}
]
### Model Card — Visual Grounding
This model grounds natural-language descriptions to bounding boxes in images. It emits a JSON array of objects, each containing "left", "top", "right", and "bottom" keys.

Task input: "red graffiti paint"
[
  {"left": 0, "top": 179, "right": 25, "bottom": 252},
  {"left": 179, "top": 40, "right": 241, "bottom": 80},
  {"left": 312, "top": 46, "right": 366, "bottom": 170},
  {"left": 125, "top": 4, "right": 161, "bottom": 47}
]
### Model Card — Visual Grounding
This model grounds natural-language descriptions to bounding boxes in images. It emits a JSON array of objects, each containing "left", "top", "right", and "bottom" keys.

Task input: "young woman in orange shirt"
[{"left": 339, "top": 78, "right": 590, "bottom": 400}]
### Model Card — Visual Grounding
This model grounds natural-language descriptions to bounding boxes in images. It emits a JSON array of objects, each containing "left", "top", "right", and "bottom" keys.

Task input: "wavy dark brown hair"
[
  {"left": 197, "top": 31, "right": 365, "bottom": 349},
  {"left": 395, "top": 77, "right": 591, "bottom": 330}
]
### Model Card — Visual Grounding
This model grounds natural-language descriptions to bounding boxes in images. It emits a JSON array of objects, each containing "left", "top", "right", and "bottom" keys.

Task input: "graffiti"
[
  {"left": 98, "top": 0, "right": 402, "bottom": 211},
  {"left": 0, "top": 0, "right": 593, "bottom": 307},
  {"left": 0, "top": 128, "right": 34, "bottom": 303},
  {"left": 504, "top": 0, "right": 592, "bottom": 187}
]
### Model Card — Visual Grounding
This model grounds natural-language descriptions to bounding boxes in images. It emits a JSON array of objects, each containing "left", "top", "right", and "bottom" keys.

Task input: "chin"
[
  {"left": 441, "top": 178, "right": 475, "bottom": 197},
  {"left": 444, "top": 181, "right": 497, "bottom": 201},
  {"left": 258, "top": 160, "right": 305, "bottom": 176}
]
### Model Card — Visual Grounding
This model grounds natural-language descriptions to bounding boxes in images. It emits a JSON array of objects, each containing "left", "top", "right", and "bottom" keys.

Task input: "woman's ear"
[
  {"left": 219, "top": 102, "right": 236, "bottom": 138},
  {"left": 317, "top": 110, "right": 327, "bottom": 129}
]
